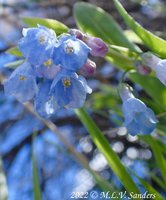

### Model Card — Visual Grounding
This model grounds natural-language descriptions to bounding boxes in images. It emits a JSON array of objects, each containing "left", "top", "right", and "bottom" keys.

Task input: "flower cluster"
[
  {"left": 4, "top": 25, "right": 108, "bottom": 117},
  {"left": 119, "top": 84, "right": 158, "bottom": 136}
]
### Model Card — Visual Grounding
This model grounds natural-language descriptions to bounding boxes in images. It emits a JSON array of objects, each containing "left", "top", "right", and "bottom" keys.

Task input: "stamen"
[
  {"left": 19, "top": 75, "right": 26, "bottom": 81},
  {"left": 62, "top": 78, "right": 71, "bottom": 88},
  {"left": 43, "top": 59, "right": 52, "bottom": 67}
]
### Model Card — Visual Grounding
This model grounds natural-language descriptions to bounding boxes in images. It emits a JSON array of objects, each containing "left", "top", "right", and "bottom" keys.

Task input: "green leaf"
[
  {"left": 21, "top": 17, "right": 68, "bottom": 34},
  {"left": 4, "top": 59, "right": 24, "bottom": 69},
  {"left": 32, "top": 133, "right": 42, "bottom": 200},
  {"left": 75, "top": 108, "right": 141, "bottom": 199},
  {"left": 7, "top": 46, "right": 22, "bottom": 57},
  {"left": 129, "top": 169, "right": 164, "bottom": 200},
  {"left": 113, "top": 0, "right": 166, "bottom": 58},
  {"left": 74, "top": 2, "right": 140, "bottom": 52},
  {"left": 106, "top": 47, "right": 134, "bottom": 70},
  {"left": 150, "top": 172, "right": 166, "bottom": 192},
  {"left": 139, "top": 135, "right": 166, "bottom": 185},
  {"left": 128, "top": 72, "right": 166, "bottom": 108}
]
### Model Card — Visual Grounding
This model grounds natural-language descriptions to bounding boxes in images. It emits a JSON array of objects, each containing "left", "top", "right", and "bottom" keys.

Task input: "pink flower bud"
[
  {"left": 83, "top": 36, "right": 108, "bottom": 57},
  {"left": 68, "top": 29, "right": 84, "bottom": 40},
  {"left": 80, "top": 59, "right": 96, "bottom": 76},
  {"left": 137, "top": 65, "right": 152, "bottom": 75}
]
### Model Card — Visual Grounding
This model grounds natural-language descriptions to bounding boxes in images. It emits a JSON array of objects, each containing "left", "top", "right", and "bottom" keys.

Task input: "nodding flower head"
[
  {"left": 155, "top": 59, "right": 166, "bottom": 86},
  {"left": 18, "top": 25, "right": 57, "bottom": 65},
  {"left": 119, "top": 84, "right": 158, "bottom": 135},
  {"left": 141, "top": 52, "right": 166, "bottom": 86},
  {"left": 53, "top": 35, "right": 90, "bottom": 72},
  {"left": 141, "top": 52, "right": 161, "bottom": 70}
]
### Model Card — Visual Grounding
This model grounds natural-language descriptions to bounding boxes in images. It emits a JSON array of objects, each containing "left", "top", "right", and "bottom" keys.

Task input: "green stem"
[{"left": 75, "top": 108, "right": 141, "bottom": 199}]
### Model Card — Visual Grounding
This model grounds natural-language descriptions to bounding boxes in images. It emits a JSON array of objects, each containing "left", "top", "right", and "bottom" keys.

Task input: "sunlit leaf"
[
  {"left": 113, "top": 0, "right": 166, "bottom": 58},
  {"left": 74, "top": 2, "right": 140, "bottom": 52},
  {"left": 7, "top": 46, "right": 22, "bottom": 57},
  {"left": 21, "top": 17, "right": 68, "bottom": 34},
  {"left": 76, "top": 108, "right": 141, "bottom": 198}
]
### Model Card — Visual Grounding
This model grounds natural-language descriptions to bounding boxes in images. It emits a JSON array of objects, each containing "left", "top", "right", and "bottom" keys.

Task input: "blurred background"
[{"left": 0, "top": 0, "right": 166, "bottom": 199}]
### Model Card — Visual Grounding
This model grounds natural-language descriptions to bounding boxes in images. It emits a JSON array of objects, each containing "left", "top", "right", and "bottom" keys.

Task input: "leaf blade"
[
  {"left": 74, "top": 2, "right": 140, "bottom": 52},
  {"left": 75, "top": 108, "right": 141, "bottom": 198},
  {"left": 113, "top": 0, "right": 166, "bottom": 57},
  {"left": 21, "top": 17, "right": 68, "bottom": 34}
]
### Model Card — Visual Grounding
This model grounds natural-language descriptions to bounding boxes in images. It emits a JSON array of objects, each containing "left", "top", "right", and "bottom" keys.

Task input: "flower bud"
[
  {"left": 136, "top": 64, "right": 152, "bottom": 75},
  {"left": 83, "top": 36, "right": 108, "bottom": 57},
  {"left": 68, "top": 29, "right": 84, "bottom": 40},
  {"left": 80, "top": 59, "right": 96, "bottom": 76}
]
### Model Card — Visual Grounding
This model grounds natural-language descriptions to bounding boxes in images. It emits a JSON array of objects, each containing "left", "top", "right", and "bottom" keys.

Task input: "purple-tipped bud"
[
  {"left": 80, "top": 59, "right": 96, "bottom": 76},
  {"left": 83, "top": 36, "right": 108, "bottom": 57},
  {"left": 68, "top": 29, "right": 84, "bottom": 40},
  {"left": 137, "top": 64, "right": 152, "bottom": 75}
]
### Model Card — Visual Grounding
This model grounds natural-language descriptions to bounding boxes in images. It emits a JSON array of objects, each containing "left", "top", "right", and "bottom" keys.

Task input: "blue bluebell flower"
[
  {"left": 50, "top": 70, "right": 92, "bottom": 109},
  {"left": 34, "top": 80, "right": 57, "bottom": 118},
  {"left": 34, "top": 59, "right": 61, "bottom": 79},
  {"left": 155, "top": 59, "right": 166, "bottom": 86},
  {"left": 141, "top": 52, "right": 166, "bottom": 85},
  {"left": 3, "top": 62, "right": 38, "bottom": 102},
  {"left": 119, "top": 84, "right": 158, "bottom": 135},
  {"left": 53, "top": 35, "right": 90, "bottom": 71},
  {"left": 18, "top": 25, "right": 57, "bottom": 65}
]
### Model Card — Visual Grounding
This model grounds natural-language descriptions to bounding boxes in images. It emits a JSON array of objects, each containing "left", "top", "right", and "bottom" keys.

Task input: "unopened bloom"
[
  {"left": 68, "top": 29, "right": 84, "bottom": 40},
  {"left": 83, "top": 36, "right": 108, "bottom": 57},
  {"left": 4, "top": 62, "right": 37, "bottom": 102},
  {"left": 53, "top": 35, "right": 90, "bottom": 71},
  {"left": 50, "top": 70, "right": 92, "bottom": 109},
  {"left": 18, "top": 25, "right": 57, "bottom": 65},
  {"left": 119, "top": 84, "right": 158, "bottom": 135},
  {"left": 80, "top": 59, "right": 96, "bottom": 76}
]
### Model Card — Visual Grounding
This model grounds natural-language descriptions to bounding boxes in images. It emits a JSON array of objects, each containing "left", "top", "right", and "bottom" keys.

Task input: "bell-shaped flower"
[
  {"left": 18, "top": 25, "right": 57, "bottom": 65},
  {"left": 34, "top": 80, "right": 57, "bottom": 118},
  {"left": 155, "top": 59, "right": 166, "bottom": 86},
  {"left": 34, "top": 59, "right": 61, "bottom": 79},
  {"left": 4, "top": 62, "right": 38, "bottom": 102},
  {"left": 53, "top": 35, "right": 90, "bottom": 71},
  {"left": 141, "top": 52, "right": 161, "bottom": 70},
  {"left": 50, "top": 70, "right": 92, "bottom": 109},
  {"left": 119, "top": 84, "right": 158, "bottom": 136},
  {"left": 141, "top": 52, "right": 166, "bottom": 85}
]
